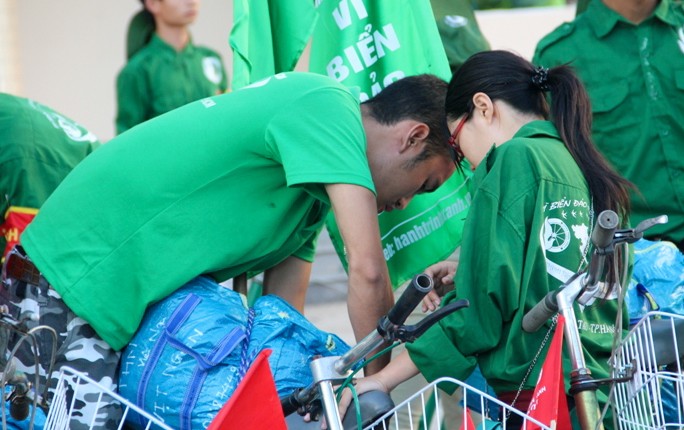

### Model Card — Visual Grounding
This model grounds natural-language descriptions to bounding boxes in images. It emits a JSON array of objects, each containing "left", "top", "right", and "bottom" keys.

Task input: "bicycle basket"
[
  {"left": 361, "top": 377, "right": 552, "bottom": 430},
  {"left": 610, "top": 311, "right": 684, "bottom": 429},
  {"left": 44, "top": 367, "right": 172, "bottom": 430}
]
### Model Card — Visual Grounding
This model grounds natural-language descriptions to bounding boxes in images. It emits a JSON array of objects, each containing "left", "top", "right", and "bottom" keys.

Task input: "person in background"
[
  {"left": 0, "top": 93, "right": 100, "bottom": 427},
  {"left": 2, "top": 72, "right": 455, "bottom": 429},
  {"left": 0, "top": 93, "right": 100, "bottom": 262},
  {"left": 431, "top": 0, "right": 491, "bottom": 73},
  {"left": 115, "top": 0, "right": 228, "bottom": 134},
  {"left": 533, "top": 0, "right": 684, "bottom": 251},
  {"left": 340, "top": 50, "right": 632, "bottom": 429}
]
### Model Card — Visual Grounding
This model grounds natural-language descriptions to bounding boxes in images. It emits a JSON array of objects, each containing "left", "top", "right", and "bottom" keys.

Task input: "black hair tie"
[{"left": 531, "top": 66, "right": 550, "bottom": 92}]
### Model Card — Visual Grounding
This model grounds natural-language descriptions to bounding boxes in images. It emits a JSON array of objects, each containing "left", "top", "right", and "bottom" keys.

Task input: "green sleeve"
[
  {"left": 408, "top": 186, "right": 526, "bottom": 385},
  {"left": 266, "top": 87, "right": 373, "bottom": 192},
  {"left": 292, "top": 226, "right": 322, "bottom": 263},
  {"left": 116, "top": 65, "right": 149, "bottom": 134}
]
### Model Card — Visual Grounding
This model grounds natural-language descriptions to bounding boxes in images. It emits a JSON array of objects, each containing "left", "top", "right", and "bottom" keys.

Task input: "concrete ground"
[{"left": 303, "top": 228, "right": 355, "bottom": 344}]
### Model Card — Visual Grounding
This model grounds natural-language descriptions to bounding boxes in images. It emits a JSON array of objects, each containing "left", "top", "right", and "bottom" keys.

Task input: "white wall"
[
  {"left": 4, "top": 0, "right": 233, "bottom": 142},
  {"left": 477, "top": 5, "right": 574, "bottom": 59},
  {"left": 2, "top": 1, "right": 574, "bottom": 143}
]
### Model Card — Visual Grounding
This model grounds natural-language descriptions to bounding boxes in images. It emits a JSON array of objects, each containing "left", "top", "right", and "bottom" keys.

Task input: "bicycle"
[
  {"left": 0, "top": 305, "right": 171, "bottom": 430},
  {"left": 522, "top": 211, "right": 684, "bottom": 430},
  {"left": 283, "top": 212, "right": 684, "bottom": 430},
  {"left": 280, "top": 274, "right": 558, "bottom": 429}
]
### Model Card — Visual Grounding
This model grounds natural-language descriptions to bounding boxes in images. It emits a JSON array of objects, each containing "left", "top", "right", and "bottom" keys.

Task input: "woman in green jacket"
[{"left": 341, "top": 50, "right": 632, "bottom": 428}]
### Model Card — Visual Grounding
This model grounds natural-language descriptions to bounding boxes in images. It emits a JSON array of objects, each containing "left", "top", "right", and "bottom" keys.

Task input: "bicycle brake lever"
[
  {"left": 392, "top": 299, "right": 469, "bottom": 343},
  {"left": 613, "top": 215, "right": 669, "bottom": 245}
]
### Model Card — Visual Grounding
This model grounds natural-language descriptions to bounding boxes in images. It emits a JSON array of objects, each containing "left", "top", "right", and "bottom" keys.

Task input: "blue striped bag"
[{"left": 118, "top": 276, "right": 350, "bottom": 430}]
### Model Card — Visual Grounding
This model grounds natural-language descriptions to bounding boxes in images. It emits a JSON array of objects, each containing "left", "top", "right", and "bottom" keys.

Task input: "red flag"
[
  {"left": 208, "top": 349, "right": 287, "bottom": 430},
  {"left": 1, "top": 206, "right": 37, "bottom": 259},
  {"left": 459, "top": 407, "right": 476, "bottom": 430},
  {"left": 525, "top": 315, "right": 571, "bottom": 429}
]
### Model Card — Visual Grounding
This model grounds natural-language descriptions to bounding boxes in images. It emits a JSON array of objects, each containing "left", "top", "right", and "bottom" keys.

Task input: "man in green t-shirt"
[
  {"left": 0, "top": 93, "right": 100, "bottom": 261},
  {"left": 2, "top": 72, "right": 455, "bottom": 428},
  {"left": 533, "top": 0, "right": 684, "bottom": 250}
]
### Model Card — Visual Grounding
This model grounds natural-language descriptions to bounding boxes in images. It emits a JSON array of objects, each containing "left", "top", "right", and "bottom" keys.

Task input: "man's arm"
[
  {"left": 325, "top": 183, "right": 394, "bottom": 375},
  {"left": 262, "top": 255, "right": 313, "bottom": 313}
]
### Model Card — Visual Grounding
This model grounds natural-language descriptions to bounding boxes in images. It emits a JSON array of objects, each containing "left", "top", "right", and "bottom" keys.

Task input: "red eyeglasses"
[{"left": 448, "top": 114, "right": 469, "bottom": 164}]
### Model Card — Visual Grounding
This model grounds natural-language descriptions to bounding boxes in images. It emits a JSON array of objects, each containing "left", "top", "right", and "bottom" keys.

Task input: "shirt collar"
[
  {"left": 149, "top": 33, "right": 196, "bottom": 55},
  {"left": 653, "top": 0, "right": 681, "bottom": 27},
  {"left": 480, "top": 120, "right": 560, "bottom": 173},
  {"left": 512, "top": 120, "right": 560, "bottom": 140},
  {"left": 587, "top": 0, "right": 677, "bottom": 39}
]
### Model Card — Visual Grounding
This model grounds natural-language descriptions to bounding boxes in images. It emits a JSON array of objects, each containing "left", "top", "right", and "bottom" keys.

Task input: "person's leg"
[
  {"left": 49, "top": 303, "right": 122, "bottom": 430},
  {"left": 2, "top": 277, "right": 121, "bottom": 429}
]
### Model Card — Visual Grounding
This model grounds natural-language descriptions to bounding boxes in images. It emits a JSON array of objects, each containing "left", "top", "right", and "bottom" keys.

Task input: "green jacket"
[
  {"left": 116, "top": 34, "right": 228, "bottom": 134},
  {"left": 407, "top": 121, "right": 627, "bottom": 422},
  {"left": 0, "top": 93, "right": 100, "bottom": 258},
  {"left": 534, "top": 0, "right": 684, "bottom": 244}
]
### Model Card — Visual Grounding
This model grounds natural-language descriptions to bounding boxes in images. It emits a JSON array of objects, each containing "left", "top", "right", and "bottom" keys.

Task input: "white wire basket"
[
  {"left": 610, "top": 311, "right": 684, "bottom": 429},
  {"left": 361, "top": 376, "right": 552, "bottom": 430},
  {"left": 44, "top": 366, "right": 172, "bottom": 430}
]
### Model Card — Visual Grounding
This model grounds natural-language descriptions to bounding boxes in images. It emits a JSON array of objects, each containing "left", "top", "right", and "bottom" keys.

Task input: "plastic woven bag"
[
  {"left": 118, "top": 276, "right": 350, "bottom": 430},
  {"left": 627, "top": 239, "right": 684, "bottom": 324}
]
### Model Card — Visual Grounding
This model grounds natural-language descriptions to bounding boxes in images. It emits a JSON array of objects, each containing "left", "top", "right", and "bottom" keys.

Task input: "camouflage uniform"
[{"left": 1, "top": 247, "right": 121, "bottom": 430}]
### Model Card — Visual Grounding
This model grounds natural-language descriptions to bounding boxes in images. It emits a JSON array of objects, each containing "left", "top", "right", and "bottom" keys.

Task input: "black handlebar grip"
[
  {"left": 9, "top": 392, "right": 30, "bottom": 422},
  {"left": 522, "top": 291, "right": 558, "bottom": 333},
  {"left": 386, "top": 274, "right": 433, "bottom": 326},
  {"left": 281, "top": 393, "right": 301, "bottom": 417},
  {"left": 591, "top": 210, "right": 619, "bottom": 249}
]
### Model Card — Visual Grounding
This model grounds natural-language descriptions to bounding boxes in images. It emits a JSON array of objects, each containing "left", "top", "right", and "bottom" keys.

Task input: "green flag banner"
[
  {"left": 308, "top": 0, "right": 472, "bottom": 288},
  {"left": 229, "top": 0, "right": 318, "bottom": 90}
]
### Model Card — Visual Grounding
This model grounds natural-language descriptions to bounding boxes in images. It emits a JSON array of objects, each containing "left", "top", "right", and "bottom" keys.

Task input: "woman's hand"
[
  {"left": 421, "top": 260, "right": 457, "bottom": 312},
  {"left": 337, "top": 376, "right": 389, "bottom": 424}
]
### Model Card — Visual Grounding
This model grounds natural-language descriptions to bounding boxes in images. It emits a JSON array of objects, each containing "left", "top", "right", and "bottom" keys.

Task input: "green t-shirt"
[
  {"left": 0, "top": 93, "right": 100, "bottom": 258},
  {"left": 533, "top": 0, "right": 684, "bottom": 244},
  {"left": 407, "top": 121, "right": 627, "bottom": 414},
  {"left": 22, "top": 72, "right": 374, "bottom": 350},
  {"left": 116, "top": 34, "right": 228, "bottom": 134}
]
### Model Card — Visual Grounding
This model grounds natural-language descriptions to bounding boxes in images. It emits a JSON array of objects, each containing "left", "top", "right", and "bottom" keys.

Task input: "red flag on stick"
[
  {"left": 208, "top": 349, "right": 287, "bottom": 430},
  {"left": 459, "top": 406, "right": 476, "bottom": 430},
  {"left": 525, "top": 315, "right": 571, "bottom": 429}
]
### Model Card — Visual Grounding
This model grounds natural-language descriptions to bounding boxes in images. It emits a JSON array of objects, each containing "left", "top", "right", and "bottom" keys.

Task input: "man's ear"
[
  {"left": 472, "top": 92, "right": 495, "bottom": 124},
  {"left": 400, "top": 122, "right": 430, "bottom": 153}
]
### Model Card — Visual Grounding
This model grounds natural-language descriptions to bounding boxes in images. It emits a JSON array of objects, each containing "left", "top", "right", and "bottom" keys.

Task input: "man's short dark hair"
[{"left": 362, "top": 74, "right": 450, "bottom": 160}]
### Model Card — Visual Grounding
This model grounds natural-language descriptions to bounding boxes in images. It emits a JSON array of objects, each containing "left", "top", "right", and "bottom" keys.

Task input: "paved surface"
[{"left": 303, "top": 228, "right": 355, "bottom": 344}]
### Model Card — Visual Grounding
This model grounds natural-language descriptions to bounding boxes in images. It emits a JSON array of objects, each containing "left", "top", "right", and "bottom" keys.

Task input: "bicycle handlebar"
[
  {"left": 280, "top": 273, "right": 434, "bottom": 417},
  {"left": 523, "top": 212, "right": 668, "bottom": 333},
  {"left": 385, "top": 274, "right": 433, "bottom": 326},
  {"left": 591, "top": 210, "right": 619, "bottom": 250},
  {"left": 337, "top": 273, "right": 434, "bottom": 374},
  {"left": 521, "top": 288, "right": 560, "bottom": 333}
]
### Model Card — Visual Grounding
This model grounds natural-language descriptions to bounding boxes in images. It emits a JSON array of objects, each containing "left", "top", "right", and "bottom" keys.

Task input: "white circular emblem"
[
  {"left": 28, "top": 100, "right": 97, "bottom": 143},
  {"left": 202, "top": 57, "right": 223, "bottom": 85},
  {"left": 543, "top": 217, "right": 571, "bottom": 253}
]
